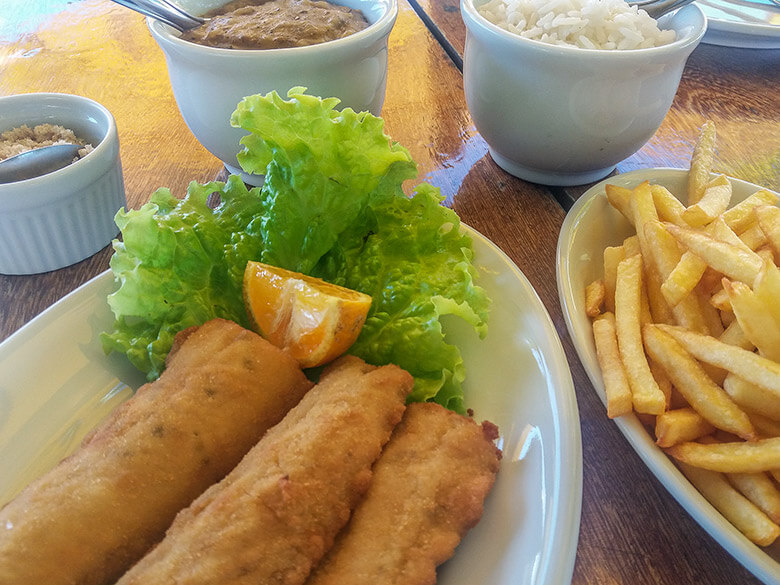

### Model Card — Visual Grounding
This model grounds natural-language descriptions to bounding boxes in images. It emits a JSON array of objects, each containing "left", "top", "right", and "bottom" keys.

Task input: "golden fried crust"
[
  {"left": 0, "top": 318, "right": 313, "bottom": 585},
  {"left": 307, "top": 401, "right": 502, "bottom": 585},
  {"left": 116, "top": 355, "right": 414, "bottom": 585}
]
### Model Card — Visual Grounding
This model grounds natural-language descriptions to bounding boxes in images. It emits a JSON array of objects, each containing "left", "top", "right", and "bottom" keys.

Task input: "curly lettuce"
[{"left": 102, "top": 88, "right": 490, "bottom": 412}]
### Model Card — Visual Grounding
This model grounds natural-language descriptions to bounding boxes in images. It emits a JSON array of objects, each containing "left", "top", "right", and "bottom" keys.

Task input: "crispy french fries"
[
  {"left": 749, "top": 413, "right": 780, "bottom": 438},
  {"left": 655, "top": 407, "right": 715, "bottom": 448},
  {"left": 718, "top": 319, "right": 754, "bottom": 351},
  {"left": 738, "top": 222, "right": 767, "bottom": 251},
  {"left": 667, "top": 438, "right": 780, "bottom": 474},
  {"left": 728, "top": 472, "right": 780, "bottom": 526},
  {"left": 651, "top": 184, "right": 686, "bottom": 225},
  {"left": 724, "top": 279, "right": 780, "bottom": 362},
  {"left": 656, "top": 324, "right": 780, "bottom": 396},
  {"left": 722, "top": 189, "right": 778, "bottom": 234},
  {"left": 687, "top": 120, "right": 717, "bottom": 205},
  {"left": 661, "top": 251, "right": 707, "bottom": 307},
  {"left": 644, "top": 221, "right": 707, "bottom": 333},
  {"left": 615, "top": 255, "right": 666, "bottom": 415},
  {"left": 585, "top": 279, "right": 606, "bottom": 318},
  {"left": 665, "top": 222, "right": 764, "bottom": 285},
  {"left": 592, "top": 313, "right": 633, "bottom": 418},
  {"left": 623, "top": 235, "right": 641, "bottom": 257},
  {"left": 722, "top": 190, "right": 780, "bottom": 233},
  {"left": 682, "top": 174, "right": 731, "bottom": 227},
  {"left": 605, "top": 184, "right": 633, "bottom": 224},
  {"left": 643, "top": 325, "right": 755, "bottom": 440},
  {"left": 723, "top": 374, "right": 780, "bottom": 423},
  {"left": 603, "top": 246, "right": 624, "bottom": 314},
  {"left": 753, "top": 261, "right": 780, "bottom": 328},
  {"left": 587, "top": 122, "right": 780, "bottom": 548},
  {"left": 755, "top": 204, "right": 780, "bottom": 259},
  {"left": 678, "top": 461, "right": 780, "bottom": 547}
]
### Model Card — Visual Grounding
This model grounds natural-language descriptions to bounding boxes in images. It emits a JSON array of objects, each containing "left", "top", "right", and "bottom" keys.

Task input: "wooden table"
[{"left": 1, "top": 1, "right": 778, "bottom": 583}]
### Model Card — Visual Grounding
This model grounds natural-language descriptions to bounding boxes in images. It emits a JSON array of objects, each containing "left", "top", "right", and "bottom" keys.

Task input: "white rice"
[{"left": 477, "top": 0, "right": 676, "bottom": 49}]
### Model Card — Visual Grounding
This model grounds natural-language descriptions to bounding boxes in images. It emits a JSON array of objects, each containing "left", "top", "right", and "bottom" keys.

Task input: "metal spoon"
[
  {"left": 0, "top": 144, "right": 84, "bottom": 184},
  {"left": 109, "top": 0, "right": 205, "bottom": 31},
  {"left": 629, "top": 0, "right": 697, "bottom": 19}
]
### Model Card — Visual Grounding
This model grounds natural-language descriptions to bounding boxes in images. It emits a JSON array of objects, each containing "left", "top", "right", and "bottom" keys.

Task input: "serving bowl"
[
  {"left": 0, "top": 93, "right": 125, "bottom": 275},
  {"left": 148, "top": 0, "right": 397, "bottom": 184},
  {"left": 461, "top": 1, "right": 707, "bottom": 186}
]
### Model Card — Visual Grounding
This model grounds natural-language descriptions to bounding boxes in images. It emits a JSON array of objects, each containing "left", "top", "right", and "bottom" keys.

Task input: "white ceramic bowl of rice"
[{"left": 461, "top": 0, "right": 707, "bottom": 186}]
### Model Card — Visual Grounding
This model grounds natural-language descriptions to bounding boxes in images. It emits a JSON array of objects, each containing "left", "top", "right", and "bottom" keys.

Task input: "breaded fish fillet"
[
  {"left": 116, "top": 355, "right": 414, "bottom": 585},
  {"left": 0, "top": 318, "right": 313, "bottom": 585},
  {"left": 306, "top": 401, "right": 501, "bottom": 585}
]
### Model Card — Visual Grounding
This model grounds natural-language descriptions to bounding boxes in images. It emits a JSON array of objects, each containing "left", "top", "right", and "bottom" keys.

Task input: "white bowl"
[
  {"left": 148, "top": 0, "right": 397, "bottom": 185},
  {"left": 0, "top": 93, "right": 126, "bottom": 275},
  {"left": 461, "top": 2, "right": 707, "bottom": 186},
  {"left": 556, "top": 168, "right": 780, "bottom": 585}
]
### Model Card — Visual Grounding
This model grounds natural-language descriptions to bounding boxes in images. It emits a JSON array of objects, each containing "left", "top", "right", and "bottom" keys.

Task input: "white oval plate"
[
  {"left": 0, "top": 225, "right": 581, "bottom": 585},
  {"left": 556, "top": 167, "right": 780, "bottom": 585}
]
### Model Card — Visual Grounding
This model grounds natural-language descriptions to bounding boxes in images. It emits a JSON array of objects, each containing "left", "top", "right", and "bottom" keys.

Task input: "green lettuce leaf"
[{"left": 103, "top": 88, "right": 490, "bottom": 411}]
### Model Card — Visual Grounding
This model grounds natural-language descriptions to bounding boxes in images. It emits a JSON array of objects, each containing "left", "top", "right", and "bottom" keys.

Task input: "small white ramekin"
[
  {"left": 0, "top": 93, "right": 126, "bottom": 275},
  {"left": 148, "top": 0, "right": 397, "bottom": 185}
]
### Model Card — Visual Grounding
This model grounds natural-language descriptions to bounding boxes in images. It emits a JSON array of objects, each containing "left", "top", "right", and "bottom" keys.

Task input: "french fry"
[
  {"left": 682, "top": 174, "right": 731, "bottom": 227},
  {"left": 749, "top": 413, "right": 780, "bottom": 438},
  {"left": 709, "top": 216, "right": 751, "bottom": 252},
  {"left": 585, "top": 279, "right": 606, "bottom": 318},
  {"left": 665, "top": 222, "right": 764, "bottom": 285},
  {"left": 698, "top": 435, "right": 780, "bottom": 524},
  {"left": 603, "top": 246, "right": 624, "bottom": 314},
  {"left": 695, "top": 285, "right": 725, "bottom": 338},
  {"left": 655, "top": 407, "right": 715, "bottom": 448},
  {"left": 677, "top": 461, "right": 780, "bottom": 547},
  {"left": 643, "top": 325, "right": 755, "bottom": 440},
  {"left": 709, "top": 287, "right": 731, "bottom": 312},
  {"left": 753, "top": 261, "right": 780, "bottom": 328},
  {"left": 739, "top": 222, "right": 768, "bottom": 251},
  {"left": 661, "top": 252, "right": 707, "bottom": 307},
  {"left": 631, "top": 186, "right": 675, "bottom": 326},
  {"left": 667, "top": 438, "right": 780, "bottom": 474},
  {"left": 592, "top": 313, "right": 633, "bottom": 418},
  {"left": 604, "top": 184, "right": 634, "bottom": 224},
  {"left": 648, "top": 353, "right": 673, "bottom": 406},
  {"left": 721, "top": 190, "right": 780, "bottom": 233},
  {"left": 755, "top": 204, "right": 780, "bottom": 259},
  {"left": 724, "top": 374, "right": 780, "bottom": 424},
  {"left": 623, "top": 235, "right": 641, "bottom": 257},
  {"left": 724, "top": 279, "right": 780, "bottom": 362},
  {"left": 718, "top": 319, "right": 755, "bottom": 351},
  {"left": 687, "top": 120, "right": 717, "bottom": 205},
  {"left": 656, "top": 324, "right": 780, "bottom": 396},
  {"left": 615, "top": 255, "right": 666, "bottom": 415},
  {"left": 643, "top": 220, "right": 707, "bottom": 332},
  {"left": 651, "top": 184, "right": 686, "bottom": 225},
  {"left": 728, "top": 472, "right": 780, "bottom": 525}
]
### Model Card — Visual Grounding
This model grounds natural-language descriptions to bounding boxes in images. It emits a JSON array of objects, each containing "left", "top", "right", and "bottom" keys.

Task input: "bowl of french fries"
[{"left": 557, "top": 122, "right": 780, "bottom": 580}]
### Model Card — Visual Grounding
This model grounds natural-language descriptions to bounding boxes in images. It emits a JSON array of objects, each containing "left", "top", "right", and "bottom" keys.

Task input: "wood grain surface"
[{"left": 1, "top": 1, "right": 779, "bottom": 584}]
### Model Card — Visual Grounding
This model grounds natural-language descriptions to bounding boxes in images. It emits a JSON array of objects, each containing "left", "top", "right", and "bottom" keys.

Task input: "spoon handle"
[{"left": 109, "top": 0, "right": 203, "bottom": 31}]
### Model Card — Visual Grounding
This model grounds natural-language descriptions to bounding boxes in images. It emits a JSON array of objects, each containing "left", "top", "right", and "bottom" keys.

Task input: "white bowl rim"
[
  {"left": 461, "top": 0, "right": 707, "bottom": 57},
  {"left": 0, "top": 92, "right": 117, "bottom": 190},
  {"left": 148, "top": 0, "right": 398, "bottom": 56}
]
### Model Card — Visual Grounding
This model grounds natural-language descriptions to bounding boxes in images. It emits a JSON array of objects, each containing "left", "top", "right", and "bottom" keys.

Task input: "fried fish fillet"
[
  {"left": 0, "top": 318, "right": 313, "bottom": 585},
  {"left": 116, "top": 355, "right": 414, "bottom": 585},
  {"left": 306, "top": 401, "right": 501, "bottom": 585}
]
